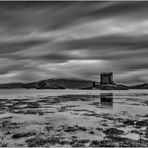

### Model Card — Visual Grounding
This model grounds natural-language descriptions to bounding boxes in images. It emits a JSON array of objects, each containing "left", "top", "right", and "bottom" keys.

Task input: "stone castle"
[
  {"left": 84, "top": 72, "right": 128, "bottom": 90},
  {"left": 100, "top": 72, "right": 113, "bottom": 85}
]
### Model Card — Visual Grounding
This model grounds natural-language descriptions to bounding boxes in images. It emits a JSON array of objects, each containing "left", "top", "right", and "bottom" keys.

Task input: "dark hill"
[
  {"left": 0, "top": 78, "right": 135, "bottom": 90},
  {"left": 0, "top": 83, "right": 24, "bottom": 89},
  {"left": 0, "top": 78, "right": 94, "bottom": 89},
  {"left": 129, "top": 83, "right": 148, "bottom": 89},
  {"left": 40, "top": 78, "right": 93, "bottom": 89}
]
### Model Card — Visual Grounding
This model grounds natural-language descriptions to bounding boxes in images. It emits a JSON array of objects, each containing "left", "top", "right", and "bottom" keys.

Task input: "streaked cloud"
[{"left": 0, "top": 1, "right": 148, "bottom": 84}]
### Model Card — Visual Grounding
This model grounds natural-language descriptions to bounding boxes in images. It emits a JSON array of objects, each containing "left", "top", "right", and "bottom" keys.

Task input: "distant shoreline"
[{"left": 0, "top": 78, "right": 147, "bottom": 90}]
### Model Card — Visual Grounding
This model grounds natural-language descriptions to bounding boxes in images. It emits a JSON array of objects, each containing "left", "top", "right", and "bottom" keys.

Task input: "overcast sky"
[{"left": 0, "top": 1, "right": 148, "bottom": 84}]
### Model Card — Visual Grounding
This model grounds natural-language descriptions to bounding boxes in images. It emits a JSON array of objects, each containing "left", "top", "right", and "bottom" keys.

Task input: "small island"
[
  {"left": 83, "top": 72, "right": 128, "bottom": 90},
  {"left": 0, "top": 72, "right": 147, "bottom": 90}
]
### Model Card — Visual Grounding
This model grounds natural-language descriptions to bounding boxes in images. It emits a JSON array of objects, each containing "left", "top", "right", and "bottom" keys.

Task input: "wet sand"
[{"left": 0, "top": 90, "right": 148, "bottom": 147}]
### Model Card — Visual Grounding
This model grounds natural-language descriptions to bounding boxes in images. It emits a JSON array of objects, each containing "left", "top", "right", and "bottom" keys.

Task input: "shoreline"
[{"left": 0, "top": 91, "right": 148, "bottom": 147}]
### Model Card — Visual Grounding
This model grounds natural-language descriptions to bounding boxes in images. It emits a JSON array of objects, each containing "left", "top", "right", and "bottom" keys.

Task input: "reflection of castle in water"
[{"left": 100, "top": 93, "right": 113, "bottom": 109}]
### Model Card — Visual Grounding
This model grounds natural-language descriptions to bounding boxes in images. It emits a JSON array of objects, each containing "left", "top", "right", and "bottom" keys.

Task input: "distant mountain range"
[
  {"left": 0, "top": 78, "right": 94, "bottom": 89},
  {"left": 0, "top": 78, "right": 147, "bottom": 90}
]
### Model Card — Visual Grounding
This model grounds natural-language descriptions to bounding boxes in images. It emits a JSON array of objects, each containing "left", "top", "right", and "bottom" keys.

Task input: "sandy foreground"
[{"left": 0, "top": 90, "right": 148, "bottom": 147}]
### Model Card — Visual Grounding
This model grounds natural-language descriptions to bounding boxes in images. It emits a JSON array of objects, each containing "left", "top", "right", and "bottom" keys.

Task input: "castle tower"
[{"left": 100, "top": 72, "right": 113, "bottom": 84}]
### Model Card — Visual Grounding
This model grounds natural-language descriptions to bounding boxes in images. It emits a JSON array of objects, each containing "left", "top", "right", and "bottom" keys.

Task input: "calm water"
[
  {"left": 0, "top": 88, "right": 148, "bottom": 98},
  {"left": 0, "top": 89, "right": 148, "bottom": 116},
  {"left": 0, "top": 89, "right": 148, "bottom": 146}
]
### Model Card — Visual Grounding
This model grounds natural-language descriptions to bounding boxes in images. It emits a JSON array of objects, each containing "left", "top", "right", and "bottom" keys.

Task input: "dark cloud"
[
  {"left": 0, "top": 1, "right": 145, "bottom": 33},
  {"left": 0, "top": 39, "right": 49, "bottom": 54},
  {"left": 59, "top": 35, "right": 148, "bottom": 50}
]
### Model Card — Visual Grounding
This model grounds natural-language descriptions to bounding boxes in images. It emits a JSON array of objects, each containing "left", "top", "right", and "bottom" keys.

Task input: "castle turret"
[{"left": 100, "top": 72, "right": 113, "bottom": 84}]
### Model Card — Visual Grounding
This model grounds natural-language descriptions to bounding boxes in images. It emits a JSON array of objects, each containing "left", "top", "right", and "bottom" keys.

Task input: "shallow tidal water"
[{"left": 0, "top": 89, "right": 148, "bottom": 147}]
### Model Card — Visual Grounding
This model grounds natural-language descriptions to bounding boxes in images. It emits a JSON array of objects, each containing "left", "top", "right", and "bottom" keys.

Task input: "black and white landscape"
[{"left": 0, "top": 1, "right": 148, "bottom": 147}]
